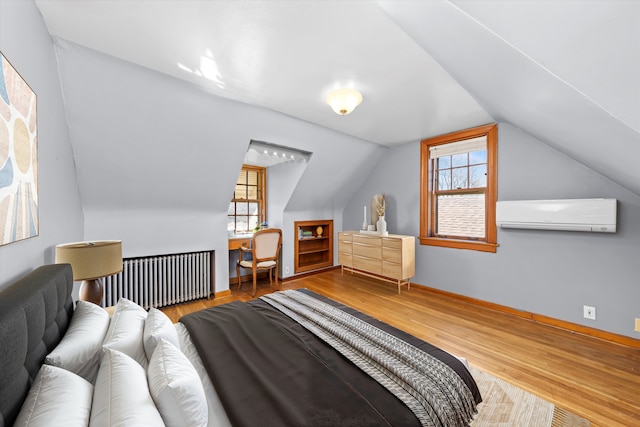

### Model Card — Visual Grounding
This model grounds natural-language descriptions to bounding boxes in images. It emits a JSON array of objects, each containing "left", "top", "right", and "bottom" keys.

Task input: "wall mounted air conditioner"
[{"left": 496, "top": 198, "right": 617, "bottom": 233}]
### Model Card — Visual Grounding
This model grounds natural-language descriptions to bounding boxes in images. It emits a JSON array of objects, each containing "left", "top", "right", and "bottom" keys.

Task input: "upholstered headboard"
[{"left": 0, "top": 264, "right": 74, "bottom": 427}]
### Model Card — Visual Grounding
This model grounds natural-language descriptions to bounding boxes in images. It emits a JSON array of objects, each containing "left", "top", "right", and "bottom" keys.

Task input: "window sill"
[{"left": 419, "top": 237, "right": 498, "bottom": 253}]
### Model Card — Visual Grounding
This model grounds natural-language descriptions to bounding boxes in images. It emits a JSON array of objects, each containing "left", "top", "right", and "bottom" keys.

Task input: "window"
[
  {"left": 228, "top": 165, "right": 266, "bottom": 234},
  {"left": 420, "top": 123, "right": 498, "bottom": 253}
]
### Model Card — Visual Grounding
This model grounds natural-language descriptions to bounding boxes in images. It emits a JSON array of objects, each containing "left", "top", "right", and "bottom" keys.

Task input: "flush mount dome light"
[{"left": 325, "top": 88, "right": 363, "bottom": 115}]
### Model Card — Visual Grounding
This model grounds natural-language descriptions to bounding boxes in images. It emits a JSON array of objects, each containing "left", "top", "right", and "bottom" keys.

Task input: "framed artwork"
[{"left": 0, "top": 52, "right": 38, "bottom": 245}]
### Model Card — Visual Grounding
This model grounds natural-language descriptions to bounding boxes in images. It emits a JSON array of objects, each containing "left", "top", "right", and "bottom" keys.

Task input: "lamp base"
[{"left": 79, "top": 279, "right": 103, "bottom": 305}]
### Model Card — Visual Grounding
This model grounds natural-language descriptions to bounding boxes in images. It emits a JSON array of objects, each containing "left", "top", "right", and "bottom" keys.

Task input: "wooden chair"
[{"left": 236, "top": 228, "right": 282, "bottom": 297}]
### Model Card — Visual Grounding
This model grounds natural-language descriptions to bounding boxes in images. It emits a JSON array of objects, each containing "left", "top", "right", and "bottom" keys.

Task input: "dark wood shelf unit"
[{"left": 294, "top": 220, "right": 333, "bottom": 273}]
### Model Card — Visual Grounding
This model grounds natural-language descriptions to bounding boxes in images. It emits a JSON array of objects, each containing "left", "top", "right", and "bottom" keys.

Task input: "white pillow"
[
  {"left": 14, "top": 364, "right": 93, "bottom": 427},
  {"left": 45, "top": 300, "right": 110, "bottom": 383},
  {"left": 144, "top": 307, "right": 180, "bottom": 361},
  {"left": 91, "top": 348, "right": 165, "bottom": 427},
  {"left": 102, "top": 298, "right": 148, "bottom": 368},
  {"left": 148, "top": 339, "right": 207, "bottom": 427}
]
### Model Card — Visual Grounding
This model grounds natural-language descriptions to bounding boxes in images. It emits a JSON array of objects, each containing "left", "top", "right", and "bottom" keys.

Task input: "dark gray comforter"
[{"left": 180, "top": 289, "right": 481, "bottom": 427}]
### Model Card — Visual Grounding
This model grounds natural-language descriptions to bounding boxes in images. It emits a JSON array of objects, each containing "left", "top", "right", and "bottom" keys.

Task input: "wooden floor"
[{"left": 161, "top": 269, "right": 640, "bottom": 426}]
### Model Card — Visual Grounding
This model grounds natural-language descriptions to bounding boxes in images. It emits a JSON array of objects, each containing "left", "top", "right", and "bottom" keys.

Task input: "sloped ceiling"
[
  {"left": 378, "top": 0, "right": 640, "bottom": 197},
  {"left": 35, "top": 0, "right": 640, "bottom": 196}
]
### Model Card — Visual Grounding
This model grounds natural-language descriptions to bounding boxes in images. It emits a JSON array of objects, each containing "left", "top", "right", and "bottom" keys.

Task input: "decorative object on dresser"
[
  {"left": 338, "top": 231, "right": 415, "bottom": 293},
  {"left": 377, "top": 215, "right": 387, "bottom": 236},
  {"left": 370, "top": 193, "right": 385, "bottom": 229},
  {"left": 294, "top": 220, "right": 333, "bottom": 273},
  {"left": 55, "top": 240, "right": 123, "bottom": 304},
  {"left": 362, "top": 193, "right": 389, "bottom": 235}
]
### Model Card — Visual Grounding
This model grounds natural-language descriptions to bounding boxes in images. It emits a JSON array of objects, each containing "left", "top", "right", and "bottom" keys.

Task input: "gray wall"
[
  {"left": 344, "top": 123, "right": 640, "bottom": 339},
  {"left": 0, "top": 1, "right": 84, "bottom": 286}
]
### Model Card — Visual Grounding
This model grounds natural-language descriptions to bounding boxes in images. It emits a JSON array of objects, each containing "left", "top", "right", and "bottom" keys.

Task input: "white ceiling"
[
  {"left": 34, "top": 0, "right": 495, "bottom": 146},
  {"left": 34, "top": 0, "right": 640, "bottom": 194}
]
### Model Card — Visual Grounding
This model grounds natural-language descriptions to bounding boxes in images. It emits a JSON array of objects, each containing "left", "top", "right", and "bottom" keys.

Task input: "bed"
[{"left": 0, "top": 264, "right": 481, "bottom": 427}]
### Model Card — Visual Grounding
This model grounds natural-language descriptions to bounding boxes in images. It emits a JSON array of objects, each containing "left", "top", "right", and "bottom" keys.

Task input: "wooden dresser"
[{"left": 338, "top": 231, "right": 415, "bottom": 293}]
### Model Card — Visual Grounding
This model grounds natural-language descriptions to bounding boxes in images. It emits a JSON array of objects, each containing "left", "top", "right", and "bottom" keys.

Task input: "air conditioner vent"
[{"left": 496, "top": 199, "right": 617, "bottom": 233}]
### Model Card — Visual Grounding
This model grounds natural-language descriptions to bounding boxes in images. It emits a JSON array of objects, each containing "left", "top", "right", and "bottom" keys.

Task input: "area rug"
[{"left": 469, "top": 365, "right": 590, "bottom": 427}]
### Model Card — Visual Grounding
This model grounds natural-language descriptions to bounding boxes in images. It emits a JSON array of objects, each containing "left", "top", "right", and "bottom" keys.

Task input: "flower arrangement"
[{"left": 375, "top": 193, "right": 387, "bottom": 217}]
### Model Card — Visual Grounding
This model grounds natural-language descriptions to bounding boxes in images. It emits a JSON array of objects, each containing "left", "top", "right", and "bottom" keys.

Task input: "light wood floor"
[{"left": 161, "top": 269, "right": 640, "bottom": 426}]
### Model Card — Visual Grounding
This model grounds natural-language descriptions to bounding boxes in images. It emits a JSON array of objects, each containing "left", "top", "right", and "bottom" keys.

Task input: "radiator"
[{"left": 102, "top": 251, "right": 213, "bottom": 309}]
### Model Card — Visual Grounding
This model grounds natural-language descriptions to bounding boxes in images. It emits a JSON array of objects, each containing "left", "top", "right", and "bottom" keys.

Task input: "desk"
[{"left": 228, "top": 235, "right": 252, "bottom": 250}]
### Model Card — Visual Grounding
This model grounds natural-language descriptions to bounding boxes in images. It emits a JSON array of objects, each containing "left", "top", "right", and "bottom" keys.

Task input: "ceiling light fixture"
[
  {"left": 245, "top": 140, "right": 312, "bottom": 167},
  {"left": 326, "top": 88, "right": 363, "bottom": 115}
]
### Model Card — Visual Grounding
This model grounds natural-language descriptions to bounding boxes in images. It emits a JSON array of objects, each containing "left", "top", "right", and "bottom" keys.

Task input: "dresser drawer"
[
  {"left": 353, "top": 242, "right": 382, "bottom": 259},
  {"left": 353, "top": 234, "right": 381, "bottom": 246},
  {"left": 338, "top": 240, "right": 352, "bottom": 254},
  {"left": 354, "top": 256, "right": 382, "bottom": 274},
  {"left": 382, "top": 261, "right": 402, "bottom": 279},
  {"left": 338, "top": 232, "right": 353, "bottom": 241},
  {"left": 383, "top": 246, "right": 402, "bottom": 263},
  {"left": 338, "top": 253, "right": 352, "bottom": 267},
  {"left": 382, "top": 237, "right": 402, "bottom": 249}
]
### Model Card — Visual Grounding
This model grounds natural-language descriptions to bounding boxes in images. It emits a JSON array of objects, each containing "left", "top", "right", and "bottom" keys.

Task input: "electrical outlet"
[
  {"left": 285, "top": 266, "right": 290, "bottom": 274},
  {"left": 583, "top": 305, "right": 596, "bottom": 320},
  {"left": 635, "top": 318, "right": 640, "bottom": 332}
]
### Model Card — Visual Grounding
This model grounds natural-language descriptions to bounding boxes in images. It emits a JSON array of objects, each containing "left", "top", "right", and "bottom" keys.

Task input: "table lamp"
[{"left": 55, "top": 240, "right": 123, "bottom": 304}]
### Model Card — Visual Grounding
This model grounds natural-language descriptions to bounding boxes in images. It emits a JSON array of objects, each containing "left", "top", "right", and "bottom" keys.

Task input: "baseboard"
[
  {"left": 214, "top": 289, "right": 232, "bottom": 298},
  {"left": 412, "top": 283, "right": 640, "bottom": 349},
  {"left": 281, "top": 265, "right": 341, "bottom": 282}
]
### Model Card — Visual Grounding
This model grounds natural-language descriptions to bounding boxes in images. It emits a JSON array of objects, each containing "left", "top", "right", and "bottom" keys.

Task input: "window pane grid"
[
  {"left": 436, "top": 151, "right": 486, "bottom": 191},
  {"left": 228, "top": 165, "right": 266, "bottom": 234},
  {"left": 434, "top": 150, "right": 486, "bottom": 239}
]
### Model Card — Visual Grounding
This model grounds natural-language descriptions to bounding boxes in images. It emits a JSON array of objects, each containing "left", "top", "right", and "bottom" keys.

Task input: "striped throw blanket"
[{"left": 261, "top": 290, "right": 478, "bottom": 427}]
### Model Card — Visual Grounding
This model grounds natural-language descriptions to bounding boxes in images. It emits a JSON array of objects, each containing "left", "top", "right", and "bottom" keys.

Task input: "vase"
[{"left": 377, "top": 215, "right": 387, "bottom": 235}]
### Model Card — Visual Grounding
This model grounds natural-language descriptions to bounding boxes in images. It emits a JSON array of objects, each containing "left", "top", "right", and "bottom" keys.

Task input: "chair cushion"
[
  {"left": 239, "top": 260, "right": 276, "bottom": 269},
  {"left": 257, "top": 260, "right": 276, "bottom": 268},
  {"left": 238, "top": 260, "right": 253, "bottom": 268}
]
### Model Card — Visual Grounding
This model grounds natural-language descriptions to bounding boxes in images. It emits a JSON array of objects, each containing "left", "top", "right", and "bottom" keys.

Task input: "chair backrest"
[{"left": 252, "top": 229, "right": 282, "bottom": 261}]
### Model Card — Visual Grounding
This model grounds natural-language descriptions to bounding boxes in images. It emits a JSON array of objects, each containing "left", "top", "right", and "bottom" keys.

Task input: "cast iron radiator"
[{"left": 102, "top": 250, "right": 214, "bottom": 309}]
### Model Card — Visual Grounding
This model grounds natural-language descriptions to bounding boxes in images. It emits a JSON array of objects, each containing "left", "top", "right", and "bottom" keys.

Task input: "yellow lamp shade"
[{"left": 55, "top": 240, "right": 123, "bottom": 280}]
